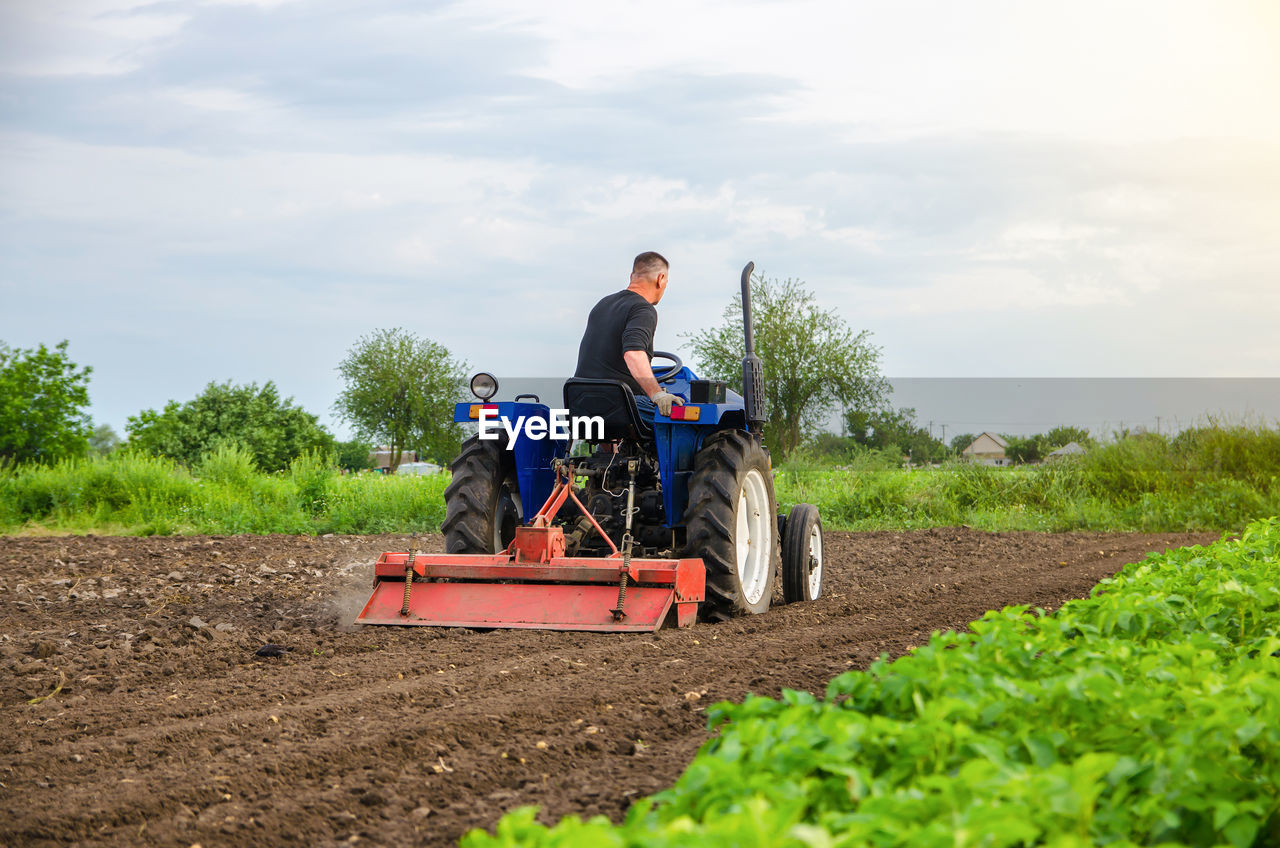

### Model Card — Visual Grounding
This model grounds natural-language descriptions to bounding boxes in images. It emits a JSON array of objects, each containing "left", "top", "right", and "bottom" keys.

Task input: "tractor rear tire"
[
  {"left": 683, "top": 430, "right": 778, "bottom": 622},
  {"left": 442, "top": 436, "right": 521, "bottom": 554}
]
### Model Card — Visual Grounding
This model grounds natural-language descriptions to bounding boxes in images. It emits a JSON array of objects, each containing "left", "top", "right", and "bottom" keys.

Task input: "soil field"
[{"left": 1, "top": 528, "right": 1217, "bottom": 847}]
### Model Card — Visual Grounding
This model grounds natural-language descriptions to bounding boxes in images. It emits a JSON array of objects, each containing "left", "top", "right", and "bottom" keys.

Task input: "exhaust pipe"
[{"left": 740, "top": 261, "right": 766, "bottom": 435}]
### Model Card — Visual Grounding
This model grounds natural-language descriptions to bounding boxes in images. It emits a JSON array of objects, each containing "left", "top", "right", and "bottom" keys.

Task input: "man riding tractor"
[
  {"left": 573, "top": 250, "right": 685, "bottom": 422},
  {"left": 354, "top": 259, "right": 825, "bottom": 632}
]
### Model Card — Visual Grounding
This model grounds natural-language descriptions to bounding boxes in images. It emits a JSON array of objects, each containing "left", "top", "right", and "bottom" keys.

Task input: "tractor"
[{"left": 356, "top": 262, "right": 823, "bottom": 631}]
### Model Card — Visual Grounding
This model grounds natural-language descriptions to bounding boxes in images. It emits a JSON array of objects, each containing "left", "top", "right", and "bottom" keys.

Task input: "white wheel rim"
[
  {"left": 807, "top": 523, "right": 823, "bottom": 599},
  {"left": 734, "top": 468, "right": 772, "bottom": 606}
]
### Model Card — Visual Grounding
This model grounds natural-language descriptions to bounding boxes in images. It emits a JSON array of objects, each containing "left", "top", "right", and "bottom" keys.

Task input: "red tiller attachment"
[
  {"left": 354, "top": 543, "right": 705, "bottom": 631},
  {"left": 354, "top": 469, "right": 706, "bottom": 632}
]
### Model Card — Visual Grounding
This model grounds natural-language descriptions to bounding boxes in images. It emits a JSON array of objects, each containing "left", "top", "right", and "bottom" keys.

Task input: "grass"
[
  {"left": 775, "top": 424, "right": 1280, "bottom": 533},
  {"left": 1, "top": 424, "right": 1276, "bottom": 536},
  {"left": 0, "top": 445, "right": 447, "bottom": 536}
]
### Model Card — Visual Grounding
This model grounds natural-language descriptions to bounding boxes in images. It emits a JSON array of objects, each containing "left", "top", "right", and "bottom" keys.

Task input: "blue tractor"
[{"left": 356, "top": 263, "right": 823, "bottom": 631}]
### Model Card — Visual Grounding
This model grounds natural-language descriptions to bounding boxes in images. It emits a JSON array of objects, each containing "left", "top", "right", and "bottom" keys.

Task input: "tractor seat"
[{"left": 562, "top": 378, "right": 654, "bottom": 444}]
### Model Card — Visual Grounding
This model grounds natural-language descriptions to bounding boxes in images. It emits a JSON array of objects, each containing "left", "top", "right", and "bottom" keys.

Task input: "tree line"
[
  {"left": 0, "top": 332, "right": 466, "bottom": 474},
  {"left": 1, "top": 274, "right": 1096, "bottom": 473}
]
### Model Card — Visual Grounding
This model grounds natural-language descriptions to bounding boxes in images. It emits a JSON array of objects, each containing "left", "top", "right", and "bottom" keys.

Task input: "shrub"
[
  {"left": 193, "top": 442, "right": 259, "bottom": 487},
  {"left": 290, "top": 450, "right": 337, "bottom": 517}
]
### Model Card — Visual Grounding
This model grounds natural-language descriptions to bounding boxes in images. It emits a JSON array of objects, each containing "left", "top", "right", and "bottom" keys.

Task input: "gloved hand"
[{"left": 651, "top": 391, "right": 684, "bottom": 416}]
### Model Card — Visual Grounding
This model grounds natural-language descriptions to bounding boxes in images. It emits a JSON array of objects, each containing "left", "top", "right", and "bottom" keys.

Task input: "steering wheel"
[{"left": 651, "top": 350, "right": 683, "bottom": 382}]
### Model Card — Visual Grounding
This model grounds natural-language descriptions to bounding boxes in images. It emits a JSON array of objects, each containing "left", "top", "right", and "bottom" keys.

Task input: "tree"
[
  {"left": 998, "top": 426, "right": 1095, "bottom": 464},
  {"left": 126, "top": 381, "right": 333, "bottom": 472},
  {"left": 685, "top": 275, "right": 888, "bottom": 458},
  {"left": 333, "top": 329, "right": 466, "bottom": 470},
  {"left": 845, "top": 406, "right": 949, "bottom": 465},
  {"left": 335, "top": 438, "right": 375, "bottom": 472},
  {"left": 1045, "top": 425, "right": 1094, "bottom": 449},
  {"left": 1002, "top": 434, "right": 1048, "bottom": 464},
  {"left": 950, "top": 433, "right": 977, "bottom": 455},
  {"left": 0, "top": 340, "right": 93, "bottom": 466},
  {"left": 89, "top": 423, "right": 123, "bottom": 456}
]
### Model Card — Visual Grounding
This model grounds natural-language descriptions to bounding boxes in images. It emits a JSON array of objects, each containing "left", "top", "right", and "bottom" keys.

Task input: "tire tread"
[{"left": 682, "top": 430, "right": 778, "bottom": 621}]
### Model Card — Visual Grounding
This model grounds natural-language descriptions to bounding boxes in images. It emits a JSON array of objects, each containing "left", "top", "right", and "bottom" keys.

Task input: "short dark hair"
[{"left": 632, "top": 251, "right": 669, "bottom": 278}]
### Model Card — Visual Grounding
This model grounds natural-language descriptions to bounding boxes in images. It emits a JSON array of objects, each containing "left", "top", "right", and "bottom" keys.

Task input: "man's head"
[{"left": 628, "top": 251, "right": 670, "bottom": 304}]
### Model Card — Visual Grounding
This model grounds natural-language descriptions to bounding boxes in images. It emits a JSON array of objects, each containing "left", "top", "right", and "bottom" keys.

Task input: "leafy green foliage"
[
  {"left": 89, "top": 423, "right": 122, "bottom": 456},
  {"left": 781, "top": 424, "right": 1280, "bottom": 533},
  {"left": 126, "top": 380, "right": 333, "bottom": 473},
  {"left": 997, "top": 427, "right": 1095, "bottom": 465},
  {"left": 5, "top": 425, "right": 1277, "bottom": 537},
  {"left": 789, "top": 434, "right": 904, "bottom": 472},
  {"left": 334, "top": 438, "right": 375, "bottom": 472},
  {"left": 289, "top": 450, "right": 336, "bottom": 517},
  {"left": 844, "top": 406, "right": 949, "bottom": 465},
  {"left": 0, "top": 340, "right": 93, "bottom": 466},
  {"left": 685, "top": 275, "right": 888, "bottom": 458},
  {"left": 465, "top": 519, "right": 1280, "bottom": 847},
  {"left": 1046, "top": 425, "right": 1094, "bottom": 449},
  {"left": 0, "top": 450, "right": 446, "bottom": 536},
  {"left": 333, "top": 328, "right": 466, "bottom": 469},
  {"left": 193, "top": 442, "right": 259, "bottom": 487},
  {"left": 1100, "top": 425, "right": 1280, "bottom": 493},
  {"left": 1002, "top": 433, "right": 1046, "bottom": 464}
]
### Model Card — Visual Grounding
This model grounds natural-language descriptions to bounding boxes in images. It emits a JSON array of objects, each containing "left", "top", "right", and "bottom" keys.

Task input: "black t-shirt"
[{"left": 574, "top": 290, "right": 657, "bottom": 397}]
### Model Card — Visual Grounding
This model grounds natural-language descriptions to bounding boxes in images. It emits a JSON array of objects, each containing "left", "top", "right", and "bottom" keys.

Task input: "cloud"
[
  {"left": 1, "top": 0, "right": 1278, "bottom": 437},
  {"left": 0, "top": 2, "right": 189, "bottom": 77}
]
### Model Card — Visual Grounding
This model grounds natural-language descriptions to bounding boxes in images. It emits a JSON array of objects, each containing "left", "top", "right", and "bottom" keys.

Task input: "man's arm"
[
  {"left": 620, "top": 301, "right": 681, "bottom": 415},
  {"left": 623, "top": 350, "right": 683, "bottom": 415},
  {"left": 623, "top": 349, "right": 661, "bottom": 400}
]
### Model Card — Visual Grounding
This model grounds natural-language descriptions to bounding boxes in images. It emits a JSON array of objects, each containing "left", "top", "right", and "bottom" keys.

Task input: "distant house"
[
  {"left": 961, "top": 432, "right": 1011, "bottom": 466},
  {"left": 369, "top": 448, "right": 418, "bottom": 474},
  {"left": 1046, "top": 441, "right": 1087, "bottom": 460}
]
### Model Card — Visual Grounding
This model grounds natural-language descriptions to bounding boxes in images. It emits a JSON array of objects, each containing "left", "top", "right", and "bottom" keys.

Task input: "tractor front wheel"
[
  {"left": 782, "top": 503, "right": 823, "bottom": 603},
  {"left": 442, "top": 436, "right": 522, "bottom": 554},
  {"left": 683, "top": 430, "right": 778, "bottom": 621}
]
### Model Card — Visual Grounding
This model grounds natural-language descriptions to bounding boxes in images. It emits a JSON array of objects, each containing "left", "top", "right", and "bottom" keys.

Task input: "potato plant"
[{"left": 466, "top": 518, "right": 1280, "bottom": 847}]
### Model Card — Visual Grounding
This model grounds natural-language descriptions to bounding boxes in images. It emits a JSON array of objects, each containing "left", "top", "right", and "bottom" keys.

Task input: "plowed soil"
[{"left": 1, "top": 528, "right": 1216, "bottom": 847}]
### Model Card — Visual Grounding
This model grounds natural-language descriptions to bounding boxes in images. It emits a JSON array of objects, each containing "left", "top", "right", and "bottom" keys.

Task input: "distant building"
[
  {"left": 369, "top": 448, "right": 417, "bottom": 474},
  {"left": 396, "top": 461, "right": 443, "bottom": 476},
  {"left": 1046, "top": 441, "right": 1087, "bottom": 460},
  {"left": 961, "top": 432, "right": 1010, "bottom": 466}
]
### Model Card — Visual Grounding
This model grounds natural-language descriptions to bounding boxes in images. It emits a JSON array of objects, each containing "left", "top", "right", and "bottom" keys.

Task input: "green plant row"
[
  {"left": 464, "top": 518, "right": 1280, "bottom": 847},
  {"left": 4, "top": 431, "right": 1279, "bottom": 535},
  {"left": 0, "top": 445, "right": 446, "bottom": 536}
]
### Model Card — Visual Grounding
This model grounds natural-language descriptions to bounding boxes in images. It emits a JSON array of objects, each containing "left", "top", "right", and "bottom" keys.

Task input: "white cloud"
[
  {"left": 468, "top": 0, "right": 1280, "bottom": 142},
  {"left": 200, "top": 0, "right": 303, "bottom": 7},
  {"left": 0, "top": 1, "right": 188, "bottom": 77},
  {"left": 161, "top": 85, "right": 275, "bottom": 113},
  {"left": 2, "top": 0, "right": 1279, "bottom": 434}
]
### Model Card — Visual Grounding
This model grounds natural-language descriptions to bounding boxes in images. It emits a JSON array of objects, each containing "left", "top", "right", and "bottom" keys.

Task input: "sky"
[{"left": 2, "top": 0, "right": 1278, "bottom": 440}]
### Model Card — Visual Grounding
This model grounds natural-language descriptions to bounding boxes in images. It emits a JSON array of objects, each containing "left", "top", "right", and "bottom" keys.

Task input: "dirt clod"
[{"left": 29, "top": 641, "right": 58, "bottom": 659}]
